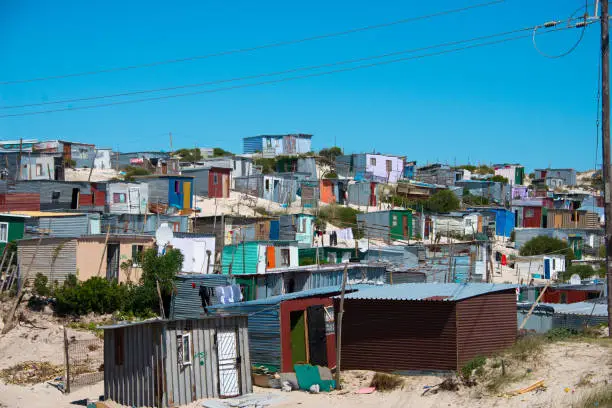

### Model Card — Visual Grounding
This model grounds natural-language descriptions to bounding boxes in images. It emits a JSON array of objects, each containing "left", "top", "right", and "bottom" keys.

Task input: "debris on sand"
[{"left": 0, "top": 361, "right": 64, "bottom": 385}]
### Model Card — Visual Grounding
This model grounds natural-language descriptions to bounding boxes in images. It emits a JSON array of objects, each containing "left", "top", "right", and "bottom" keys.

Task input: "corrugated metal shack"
[
  {"left": 0, "top": 151, "right": 63, "bottom": 182},
  {"left": 233, "top": 174, "right": 298, "bottom": 204},
  {"left": 356, "top": 210, "right": 412, "bottom": 242},
  {"left": 17, "top": 237, "right": 77, "bottom": 284},
  {"left": 339, "top": 283, "right": 517, "bottom": 372},
  {"left": 347, "top": 181, "right": 377, "bottom": 206},
  {"left": 101, "top": 213, "right": 189, "bottom": 235},
  {"left": 1, "top": 211, "right": 100, "bottom": 238},
  {"left": 455, "top": 180, "right": 510, "bottom": 204},
  {"left": 10, "top": 180, "right": 106, "bottom": 211},
  {"left": 182, "top": 167, "right": 231, "bottom": 198},
  {"left": 137, "top": 175, "right": 194, "bottom": 211},
  {"left": 189, "top": 156, "right": 255, "bottom": 188},
  {"left": 517, "top": 301, "right": 607, "bottom": 333},
  {"left": 107, "top": 182, "right": 148, "bottom": 214},
  {"left": 279, "top": 213, "right": 315, "bottom": 247},
  {"left": 208, "top": 286, "right": 348, "bottom": 373},
  {"left": 0, "top": 193, "right": 40, "bottom": 211},
  {"left": 170, "top": 274, "right": 233, "bottom": 319},
  {"left": 192, "top": 215, "right": 279, "bottom": 255},
  {"left": 103, "top": 316, "right": 252, "bottom": 407},
  {"left": 514, "top": 228, "right": 604, "bottom": 253}
]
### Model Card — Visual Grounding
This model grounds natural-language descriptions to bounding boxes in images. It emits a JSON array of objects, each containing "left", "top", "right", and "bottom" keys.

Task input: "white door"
[
  {"left": 217, "top": 329, "right": 240, "bottom": 397},
  {"left": 128, "top": 187, "right": 140, "bottom": 214}
]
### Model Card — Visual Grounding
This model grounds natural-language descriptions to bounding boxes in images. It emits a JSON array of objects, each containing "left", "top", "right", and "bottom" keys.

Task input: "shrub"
[
  {"left": 33, "top": 273, "right": 51, "bottom": 297},
  {"left": 460, "top": 356, "right": 486, "bottom": 379},
  {"left": 369, "top": 372, "right": 404, "bottom": 391},
  {"left": 558, "top": 265, "right": 600, "bottom": 282},
  {"left": 519, "top": 236, "right": 575, "bottom": 263},
  {"left": 425, "top": 190, "right": 460, "bottom": 213}
]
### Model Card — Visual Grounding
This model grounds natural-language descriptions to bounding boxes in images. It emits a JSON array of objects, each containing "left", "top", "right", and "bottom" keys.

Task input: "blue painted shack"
[
  {"left": 468, "top": 207, "right": 515, "bottom": 238},
  {"left": 137, "top": 175, "right": 194, "bottom": 211}
]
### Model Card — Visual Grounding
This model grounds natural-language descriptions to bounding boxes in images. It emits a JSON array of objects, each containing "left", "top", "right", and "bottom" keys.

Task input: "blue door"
[{"left": 544, "top": 259, "right": 551, "bottom": 279}]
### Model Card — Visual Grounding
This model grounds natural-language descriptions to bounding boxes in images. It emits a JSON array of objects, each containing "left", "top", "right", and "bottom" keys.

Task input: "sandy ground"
[
  {"left": 64, "top": 168, "right": 119, "bottom": 182},
  {"left": 193, "top": 191, "right": 305, "bottom": 217},
  {"left": 0, "top": 315, "right": 608, "bottom": 408}
]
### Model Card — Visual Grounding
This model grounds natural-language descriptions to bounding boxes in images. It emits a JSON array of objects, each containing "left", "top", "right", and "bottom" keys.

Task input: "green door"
[{"left": 290, "top": 311, "right": 307, "bottom": 366}]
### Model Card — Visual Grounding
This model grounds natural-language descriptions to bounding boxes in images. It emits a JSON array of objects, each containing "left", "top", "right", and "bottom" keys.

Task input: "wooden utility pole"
[
  {"left": 169, "top": 132, "right": 173, "bottom": 153},
  {"left": 335, "top": 263, "right": 348, "bottom": 390},
  {"left": 602, "top": 0, "right": 612, "bottom": 336}
]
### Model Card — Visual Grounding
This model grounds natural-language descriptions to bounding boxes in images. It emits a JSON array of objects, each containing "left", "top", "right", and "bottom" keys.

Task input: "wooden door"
[
  {"left": 182, "top": 181, "right": 191, "bottom": 209},
  {"left": 290, "top": 311, "right": 307, "bottom": 366},
  {"left": 554, "top": 213, "right": 563, "bottom": 228},
  {"left": 222, "top": 174, "right": 229, "bottom": 197},
  {"left": 266, "top": 246, "right": 276, "bottom": 269},
  {"left": 402, "top": 215, "right": 409, "bottom": 238}
]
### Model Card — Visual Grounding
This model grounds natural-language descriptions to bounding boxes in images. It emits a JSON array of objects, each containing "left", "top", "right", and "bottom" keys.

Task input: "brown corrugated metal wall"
[
  {"left": 339, "top": 300, "right": 458, "bottom": 372},
  {"left": 456, "top": 290, "right": 517, "bottom": 367}
]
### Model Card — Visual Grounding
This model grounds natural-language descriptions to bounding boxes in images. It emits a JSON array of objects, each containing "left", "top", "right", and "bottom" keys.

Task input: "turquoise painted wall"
[
  {"left": 295, "top": 214, "right": 315, "bottom": 246},
  {"left": 221, "top": 242, "right": 260, "bottom": 274}
]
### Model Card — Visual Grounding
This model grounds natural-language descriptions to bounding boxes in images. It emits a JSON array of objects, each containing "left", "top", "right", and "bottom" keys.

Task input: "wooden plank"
[
  {"left": 519, "top": 282, "right": 550, "bottom": 330},
  {"left": 239, "top": 316, "right": 253, "bottom": 393}
]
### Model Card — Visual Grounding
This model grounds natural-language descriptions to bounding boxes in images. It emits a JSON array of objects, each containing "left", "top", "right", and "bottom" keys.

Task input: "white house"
[
  {"left": 94, "top": 148, "right": 113, "bottom": 170},
  {"left": 170, "top": 233, "right": 216, "bottom": 274},
  {"left": 107, "top": 182, "right": 149, "bottom": 214},
  {"left": 515, "top": 254, "right": 566, "bottom": 281}
]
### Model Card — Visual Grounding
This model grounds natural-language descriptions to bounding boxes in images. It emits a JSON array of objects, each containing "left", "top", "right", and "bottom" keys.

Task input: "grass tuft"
[
  {"left": 369, "top": 372, "right": 404, "bottom": 392},
  {"left": 574, "top": 385, "right": 612, "bottom": 408}
]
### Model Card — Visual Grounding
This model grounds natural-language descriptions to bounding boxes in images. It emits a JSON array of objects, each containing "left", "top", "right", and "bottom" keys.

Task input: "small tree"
[
  {"left": 520, "top": 236, "right": 575, "bottom": 264},
  {"left": 558, "top": 264, "right": 602, "bottom": 282},
  {"left": 425, "top": 190, "right": 460, "bottom": 213},
  {"left": 213, "top": 147, "right": 233, "bottom": 157},
  {"left": 319, "top": 146, "right": 342, "bottom": 161},
  {"left": 490, "top": 175, "right": 509, "bottom": 184}
]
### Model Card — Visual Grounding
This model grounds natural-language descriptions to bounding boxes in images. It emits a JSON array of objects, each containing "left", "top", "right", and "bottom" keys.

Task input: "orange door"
[{"left": 266, "top": 246, "right": 276, "bottom": 269}]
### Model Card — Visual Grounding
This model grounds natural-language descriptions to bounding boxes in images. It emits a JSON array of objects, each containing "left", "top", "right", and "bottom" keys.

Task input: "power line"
[
  {"left": 0, "top": 0, "right": 504, "bottom": 86},
  {"left": 2, "top": 25, "right": 544, "bottom": 110},
  {"left": 0, "top": 24, "right": 590, "bottom": 119}
]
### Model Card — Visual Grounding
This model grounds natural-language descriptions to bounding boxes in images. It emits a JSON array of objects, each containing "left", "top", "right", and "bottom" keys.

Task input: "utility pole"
[
  {"left": 601, "top": 0, "right": 612, "bottom": 336},
  {"left": 169, "top": 132, "right": 173, "bottom": 153}
]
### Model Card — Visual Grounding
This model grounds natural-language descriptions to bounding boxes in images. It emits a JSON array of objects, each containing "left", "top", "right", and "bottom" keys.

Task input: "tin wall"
[{"left": 340, "top": 299, "right": 458, "bottom": 371}]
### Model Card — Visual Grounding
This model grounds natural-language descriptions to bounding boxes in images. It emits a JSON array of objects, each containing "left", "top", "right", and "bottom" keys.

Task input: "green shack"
[
  {"left": 356, "top": 209, "right": 413, "bottom": 242},
  {"left": 298, "top": 246, "right": 356, "bottom": 265},
  {"left": 0, "top": 214, "right": 26, "bottom": 255}
]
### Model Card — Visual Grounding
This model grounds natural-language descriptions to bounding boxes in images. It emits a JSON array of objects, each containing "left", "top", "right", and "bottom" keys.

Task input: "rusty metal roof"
[{"left": 341, "top": 283, "right": 516, "bottom": 301}]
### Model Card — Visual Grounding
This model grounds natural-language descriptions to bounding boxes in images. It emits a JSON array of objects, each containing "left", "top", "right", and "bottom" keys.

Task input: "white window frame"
[
  {"left": 36, "top": 164, "right": 43, "bottom": 176},
  {"left": 370, "top": 157, "right": 376, "bottom": 166},
  {"left": 280, "top": 248, "right": 291, "bottom": 267},
  {"left": 0, "top": 222, "right": 8, "bottom": 243},
  {"left": 180, "top": 333, "right": 192, "bottom": 365}
]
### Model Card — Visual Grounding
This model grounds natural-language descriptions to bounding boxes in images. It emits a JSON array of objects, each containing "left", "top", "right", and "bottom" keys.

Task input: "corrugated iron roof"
[
  {"left": 341, "top": 283, "right": 516, "bottom": 301},
  {"left": 0, "top": 211, "right": 85, "bottom": 218},
  {"left": 518, "top": 301, "right": 608, "bottom": 317},
  {"left": 207, "top": 284, "right": 369, "bottom": 308}
]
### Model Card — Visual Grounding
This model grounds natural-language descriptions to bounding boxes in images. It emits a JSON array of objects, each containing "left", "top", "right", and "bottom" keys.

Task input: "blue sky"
[{"left": 0, "top": 0, "right": 602, "bottom": 171}]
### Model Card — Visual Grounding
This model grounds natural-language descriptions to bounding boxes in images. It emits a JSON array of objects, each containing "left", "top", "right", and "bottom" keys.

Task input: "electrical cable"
[
  {"left": 0, "top": 24, "right": 543, "bottom": 110},
  {"left": 0, "top": 23, "right": 591, "bottom": 119},
  {"left": 0, "top": 0, "right": 504, "bottom": 86},
  {"left": 532, "top": 1, "right": 591, "bottom": 58}
]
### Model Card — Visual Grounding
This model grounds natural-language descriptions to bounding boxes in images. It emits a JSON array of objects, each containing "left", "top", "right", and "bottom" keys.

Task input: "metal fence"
[{"left": 64, "top": 327, "right": 104, "bottom": 393}]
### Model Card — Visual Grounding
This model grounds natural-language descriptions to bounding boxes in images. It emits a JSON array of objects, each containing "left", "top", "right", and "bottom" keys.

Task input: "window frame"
[
  {"left": 131, "top": 244, "right": 144, "bottom": 267},
  {"left": 213, "top": 173, "right": 218, "bottom": 185},
  {"left": 392, "top": 215, "right": 398, "bottom": 227},
  {"left": 370, "top": 157, "right": 376, "bottom": 166},
  {"left": 178, "top": 333, "right": 192, "bottom": 365},
  {"left": 35, "top": 164, "right": 43, "bottom": 176},
  {"left": 174, "top": 180, "right": 181, "bottom": 194},
  {"left": 0, "top": 222, "right": 8, "bottom": 243},
  {"left": 386, "top": 159, "right": 392, "bottom": 172},
  {"left": 280, "top": 248, "right": 291, "bottom": 267},
  {"left": 113, "top": 193, "right": 126, "bottom": 204}
]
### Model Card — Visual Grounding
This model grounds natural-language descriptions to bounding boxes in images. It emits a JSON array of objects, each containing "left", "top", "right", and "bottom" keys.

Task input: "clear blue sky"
[{"left": 0, "top": 0, "right": 602, "bottom": 171}]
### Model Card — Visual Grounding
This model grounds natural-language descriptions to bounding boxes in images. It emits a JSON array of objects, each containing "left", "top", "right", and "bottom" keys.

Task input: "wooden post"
[
  {"left": 88, "top": 149, "right": 97, "bottom": 182},
  {"left": 2, "top": 235, "right": 43, "bottom": 334},
  {"left": 47, "top": 163, "right": 51, "bottom": 180},
  {"left": 17, "top": 138, "right": 22, "bottom": 181},
  {"left": 64, "top": 326, "right": 71, "bottom": 394},
  {"left": 335, "top": 263, "right": 348, "bottom": 390},
  {"left": 156, "top": 280, "right": 166, "bottom": 319},
  {"left": 0, "top": 246, "right": 8, "bottom": 281},
  {"left": 602, "top": 0, "right": 612, "bottom": 336},
  {"left": 518, "top": 282, "right": 550, "bottom": 330},
  {"left": 96, "top": 226, "right": 111, "bottom": 277}
]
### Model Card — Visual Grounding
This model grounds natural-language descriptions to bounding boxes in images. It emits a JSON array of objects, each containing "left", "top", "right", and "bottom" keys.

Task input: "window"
[
  {"left": 0, "top": 223, "right": 8, "bottom": 243},
  {"left": 297, "top": 218, "right": 307, "bottom": 233},
  {"left": 280, "top": 248, "right": 291, "bottom": 266},
  {"left": 172, "top": 222, "right": 180, "bottom": 232},
  {"left": 370, "top": 157, "right": 376, "bottom": 166},
  {"left": 52, "top": 191, "right": 60, "bottom": 202},
  {"left": 265, "top": 179, "right": 270, "bottom": 192},
  {"left": 36, "top": 164, "right": 43, "bottom": 176},
  {"left": 113, "top": 193, "right": 126, "bottom": 203},
  {"left": 392, "top": 215, "right": 398, "bottom": 227},
  {"left": 386, "top": 160, "right": 392, "bottom": 172},
  {"left": 571, "top": 212, "right": 577, "bottom": 222},
  {"left": 465, "top": 219, "right": 473, "bottom": 227},
  {"left": 132, "top": 245, "right": 144, "bottom": 267},
  {"left": 552, "top": 259, "right": 556, "bottom": 269},
  {"left": 177, "top": 333, "right": 192, "bottom": 365},
  {"left": 114, "top": 328, "right": 124, "bottom": 366},
  {"left": 174, "top": 180, "right": 181, "bottom": 194},
  {"left": 327, "top": 253, "right": 337, "bottom": 263},
  {"left": 213, "top": 174, "right": 218, "bottom": 185}
]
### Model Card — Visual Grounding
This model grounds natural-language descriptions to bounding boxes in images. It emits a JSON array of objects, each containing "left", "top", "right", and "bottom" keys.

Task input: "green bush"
[
  {"left": 558, "top": 264, "right": 602, "bottom": 282},
  {"left": 461, "top": 356, "right": 487, "bottom": 379},
  {"left": 425, "top": 189, "right": 460, "bottom": 213},
  {"left": 33, "top": 273, "right": 51, "bottom": 297},
  {"left": 519, "top": 236, "right": 575, "bottom": 264},
  {"left": 54, "top": 277, "right": 129, "bottom": 316},
  {"left": 316, "top": 205, "right": 363, "bottom": 238}
]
